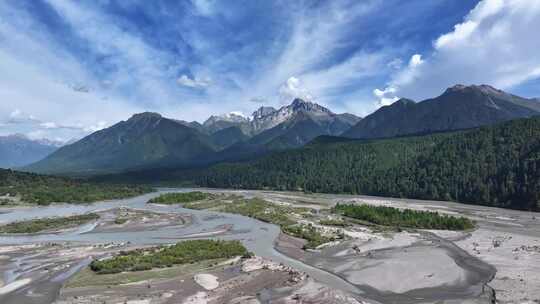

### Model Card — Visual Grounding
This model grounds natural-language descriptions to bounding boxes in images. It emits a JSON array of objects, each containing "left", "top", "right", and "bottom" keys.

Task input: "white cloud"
[
  {"left": 9, "top": 109, "right": 22, "bottom": 119},
  {"left": 376, "top": 0, "right": 540, "bottom": 102},
  {"left": 40, "top": 122, "right": 58, "bottom": 129},
  {"left": 434, "top": 21, "right": 478, "bottom": 49},
  {"left": 278, "top": 77, "right": 313, "bottom": 102},
  {"left": 83, "top": 121, "right": 108, "bottom": 133},
  {"left": 0, "top": 1, "right": 168, "bottom": 139},
  {"left": 244, "top": 1, "right": 383, "bottom": 106},
  {"left": 373, "top": 87, "right": 398, "bottom": 106},
  {"left": 408, "top": 54, "right": 423, "bottom": 68},
  {"left": 26, "top": 130, "right": 47, "bottom": 140},
  {"left": 177, "top": 74, "right": 212, "bottom": 88},
  {"left": 6, "top": 109, "right": 39, "bottom": 124}
]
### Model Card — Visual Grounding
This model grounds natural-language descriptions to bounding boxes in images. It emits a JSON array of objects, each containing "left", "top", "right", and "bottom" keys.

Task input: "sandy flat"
[
  {"left": 194, "top": 273, "right": 219, "bottom": 290},
  {"left": 241, "top": 256, "right": 287, "bottom": 272},
  {"left": 341, "top": 247, "right": 465, "bottom": 293},
  {"left": 334, "top": 231, "right": 420, "bottom": 257},
  {"left": 455, "top": 228, "right": 540, "bottom": 303},
  {"left": 0, "top": 278, "right": 32, "bottom": 295},
  {"left": 183, "top": 291, "right": 209, "bottom": 304}
]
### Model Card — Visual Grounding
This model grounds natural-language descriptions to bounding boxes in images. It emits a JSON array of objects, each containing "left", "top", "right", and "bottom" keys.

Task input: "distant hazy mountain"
[
  {"left": 343, "top": 84, "right": 540, "bottom": 139},
  {"left": 0, "top": 134, "right": 59, "bottom": 168},
  {"left": 25, "top": 112, "right": 216, "bottom": 175},
  {"left": 202, "top": 113, "right": 251, "bottom": 134}
]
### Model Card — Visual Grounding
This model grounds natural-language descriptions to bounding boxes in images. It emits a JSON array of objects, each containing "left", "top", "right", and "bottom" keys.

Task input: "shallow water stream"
[{"left": 0, "top": 189, "right": 364, "bottom": 304}]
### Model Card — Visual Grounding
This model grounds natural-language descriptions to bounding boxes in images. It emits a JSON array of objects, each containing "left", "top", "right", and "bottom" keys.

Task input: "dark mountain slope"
[
  {"left": 343, "top": 84, "right": 540, "bottom": 139},
  {"left": 25, "top": 113, "right": 216, "bottom": 175},
  {"left": 208, "top": 99, "right": 360, "bottom": 161},
  {"left": 209, "top": 126, "right": 249, "bottom": 150}
]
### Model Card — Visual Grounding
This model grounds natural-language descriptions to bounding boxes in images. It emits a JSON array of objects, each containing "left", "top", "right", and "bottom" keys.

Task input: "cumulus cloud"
[
  {"left": 379, "top": 0, "right": 540, "bottom": 101},
  {"left": 373, "top": 87, "right": 399, "bottom": 106},
  {"left": 177, "top": 74, "right": 212, "bottom": 88},
  {"left": 279, "top": 77, "right": 313, "bottom": 102},
  {"left": 408, "top": 54, "right": 423, "bottom": 68},
  {"left": 7, "top": 109, "right": 39, "bottom": 124}
]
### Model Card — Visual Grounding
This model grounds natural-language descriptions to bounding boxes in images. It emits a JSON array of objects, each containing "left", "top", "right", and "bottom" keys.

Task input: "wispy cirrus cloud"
[{"left": 8, "top": 0, "right": 537, "bottom": 141}]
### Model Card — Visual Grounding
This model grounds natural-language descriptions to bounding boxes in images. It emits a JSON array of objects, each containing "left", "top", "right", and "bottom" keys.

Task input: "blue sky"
[{"left": 1, "top": 0, "right": 540, "bottom": 141}]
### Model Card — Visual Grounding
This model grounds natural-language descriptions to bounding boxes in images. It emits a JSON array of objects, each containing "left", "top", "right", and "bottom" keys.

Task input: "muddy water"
[{"left": 0, "top": 189, "right": 364, "bottom": 304}]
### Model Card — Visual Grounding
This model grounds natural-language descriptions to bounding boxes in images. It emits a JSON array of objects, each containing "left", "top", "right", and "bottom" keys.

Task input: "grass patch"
[
  {"left": 283, "top": 224, "right": 336, "bottom": 249},
  {"left": 182, "top": 200, "right": 224, "bottom": 210},
  {"left": 221, "top": 198, "right": 336, "bottom": 249},
  {"left": 147, "top": 191, "right": 212, "bottom": 205},
  {"left": 181, "top": 197, "right": 335, "bottom": 249},
  {"left": 67, "top": 258, "right": 225, "bottom": 288},
  {"left": 222, "top": 198, "right": 298, "bottom": 227},
  {"left": 90, "top": 240, "right": 249, "bottom": 274},
  {"left": 0, "top": 213, "right": 99, "bottom": 234},
  {"left": 334, "top": 203, "right": 474, "bottom": 230}
]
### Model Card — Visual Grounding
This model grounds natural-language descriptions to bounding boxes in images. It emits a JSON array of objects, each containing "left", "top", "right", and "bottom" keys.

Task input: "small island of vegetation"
[
  {"left": 147, "top": 191, "right": 212, "bottom": 205},
  {"left": 0, "top": 213, "right": 100, "bottom": 234},
  {"left": 333, "top": 203, "right": 474, "bottom": 230},
  {"left": 180, "top": 196, "right": 336, "bottom": 249},
  {"left": 90, "top": 240, "right": 249, "bottom": 274}
]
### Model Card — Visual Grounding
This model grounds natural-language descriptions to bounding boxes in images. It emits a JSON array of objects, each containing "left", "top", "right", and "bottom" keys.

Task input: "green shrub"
[
  {"left": 334, "top": 203, "right": 474, "bottom": 230},
  {"left": 0, "top": 213, "right": 100, "bottom": 233},
  {"left": 90, "top": 240, "right": 248, "bottom": 274},
  {"left": 147, "top": 192, "right": 211, "bottom": 205}
]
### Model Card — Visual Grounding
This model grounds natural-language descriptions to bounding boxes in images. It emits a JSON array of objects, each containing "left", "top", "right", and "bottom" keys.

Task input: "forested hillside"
[
  {"left": 190, "top": 117, "right": 540, "bottom": 211},
  {"left": 0, "top": 169, "right": 151, "bottom": 205}
]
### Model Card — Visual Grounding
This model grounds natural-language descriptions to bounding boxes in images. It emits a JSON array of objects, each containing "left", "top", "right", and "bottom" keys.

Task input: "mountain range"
[
  {"left": 25, "top": 99, "right": 360, "bottom": 174},
  {"left": 0, "top": 134, "right": 61, "bottom": 168},
  {"left": 23, "top": 84, "right": 540, "bottom": 175},
  {"left": 343, "top": 84, "right": 540, "bottom": 138}
]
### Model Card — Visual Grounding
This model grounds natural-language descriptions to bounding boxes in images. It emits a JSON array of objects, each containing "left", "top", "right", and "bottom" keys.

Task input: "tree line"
[
  {"left": 186, "top": 117, "right": 540, "bottom": 211},
  {"left": 0, "top": 169, "right": 151, "bottom": 205},
  {"left": 334, "top": 203, "right": 473, "bottom": 230}
]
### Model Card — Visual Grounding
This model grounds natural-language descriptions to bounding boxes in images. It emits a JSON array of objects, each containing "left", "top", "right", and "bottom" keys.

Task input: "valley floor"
[{"left": 0, "top": 189, "right": 538, "bottom": 304}]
